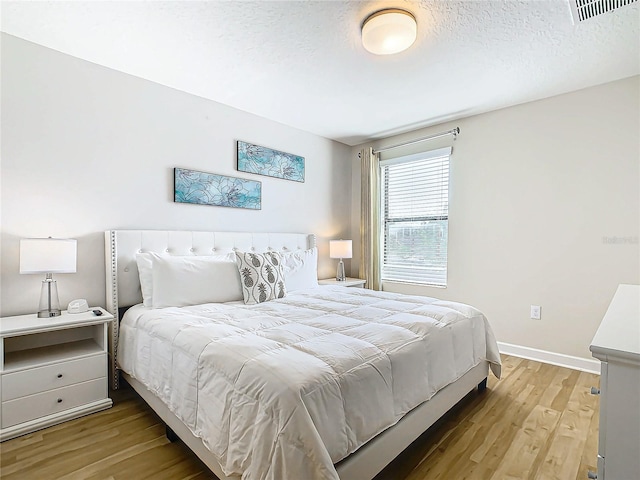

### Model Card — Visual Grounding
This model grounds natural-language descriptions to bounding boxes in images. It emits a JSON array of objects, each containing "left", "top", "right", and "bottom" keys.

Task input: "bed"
[{"left": 105, "top": 230, "right": 501, "bottom": 480}]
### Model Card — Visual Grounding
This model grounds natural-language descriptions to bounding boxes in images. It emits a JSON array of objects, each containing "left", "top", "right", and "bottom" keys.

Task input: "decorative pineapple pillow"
[{"left": 235, "top": 251, "right": 286, "bottom": 304}]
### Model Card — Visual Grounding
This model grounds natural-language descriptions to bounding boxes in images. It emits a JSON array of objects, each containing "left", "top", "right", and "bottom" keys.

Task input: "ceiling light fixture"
[{"left": 361, "top": 9, "right": 417, "bottom": 55}]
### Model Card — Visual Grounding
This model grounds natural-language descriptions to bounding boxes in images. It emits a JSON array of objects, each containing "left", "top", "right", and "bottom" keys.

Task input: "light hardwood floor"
[{"left": 0, "top": 355, "right": 600, "bottom": 480}]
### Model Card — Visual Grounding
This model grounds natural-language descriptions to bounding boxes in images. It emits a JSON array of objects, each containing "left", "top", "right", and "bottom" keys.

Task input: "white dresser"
[
  {"left": 0, "top": 308, "right": 114, "bottom": 441},
  {"left": 590, "top": 284, "right": 640, "bottom": 480}
]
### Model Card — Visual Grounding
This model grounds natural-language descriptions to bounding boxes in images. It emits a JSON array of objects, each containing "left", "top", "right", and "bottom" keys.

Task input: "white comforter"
[{"left": 118, "top": 286, "right": 501, "bottom": 480}]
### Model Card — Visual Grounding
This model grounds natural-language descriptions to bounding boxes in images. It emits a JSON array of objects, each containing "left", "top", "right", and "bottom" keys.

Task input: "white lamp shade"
[
  {"left": 329, "top": 240, "right": 353, "bottom": 259},
  {"left": 362, "top": 9, "right": 417, "bottom": 55},
  {"left": 20, "top": 238, "right": 77, "bottom": 274}
]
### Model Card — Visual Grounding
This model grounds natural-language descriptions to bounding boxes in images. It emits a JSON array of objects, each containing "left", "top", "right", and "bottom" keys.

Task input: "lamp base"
[
  {"left": 336, "top": 259, "right": 346, "bottom": 282},
  {"left": 37, "top": 276, "right": 62, "bottom": 318}
]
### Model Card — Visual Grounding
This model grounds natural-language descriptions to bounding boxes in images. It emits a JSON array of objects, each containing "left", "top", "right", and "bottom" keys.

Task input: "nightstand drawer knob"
[
  {"left": 57, "top": 374, "right": 63, "bottom": 378},
  {"left": 587, "top": 471, "right": 597, "bottom": 479},
  {"left": 590, "top": 387, "right": 600, "bottom": 395},
  {"left": 57, "top": 398, "right": 63, "bottom": 403}
]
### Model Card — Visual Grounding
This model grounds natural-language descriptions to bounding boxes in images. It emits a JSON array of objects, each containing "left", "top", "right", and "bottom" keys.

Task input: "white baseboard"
[{"left": 498, "top": 342, "right": 601, "bottom": 375}]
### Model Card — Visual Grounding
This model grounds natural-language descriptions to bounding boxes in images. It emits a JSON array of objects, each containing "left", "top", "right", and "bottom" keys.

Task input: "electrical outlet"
[{"left": 530, "top": 305, "right": 541, "bottom": 320}]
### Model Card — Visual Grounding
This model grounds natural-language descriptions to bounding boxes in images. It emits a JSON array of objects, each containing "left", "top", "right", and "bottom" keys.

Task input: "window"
[{"left": 380, "top": 147, "right": 451, "bottom": 286}]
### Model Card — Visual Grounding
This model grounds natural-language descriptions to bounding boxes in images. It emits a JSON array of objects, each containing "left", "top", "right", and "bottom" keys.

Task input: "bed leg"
[
  {"left": 166, "top": 425, "right": 179, "bottom": 443},
  {"left": 477, "top": 378, "right": 488, "bottom": 393}
]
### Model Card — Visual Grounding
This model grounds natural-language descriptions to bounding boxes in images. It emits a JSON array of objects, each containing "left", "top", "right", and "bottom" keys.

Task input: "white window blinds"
[{"left": 380, "top": 147, "right": 451, "bottom": 286}]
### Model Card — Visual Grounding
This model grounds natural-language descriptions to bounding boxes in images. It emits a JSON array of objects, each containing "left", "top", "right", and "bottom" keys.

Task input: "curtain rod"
[{"left": 372, "top": 127, "right": 460, "bottom": 155}]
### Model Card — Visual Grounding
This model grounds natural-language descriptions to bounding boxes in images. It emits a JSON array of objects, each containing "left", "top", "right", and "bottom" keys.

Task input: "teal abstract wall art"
[
  {"left": 237, "top": 141, "right": 305, "bottom": 183},
  {"left": 174, "top": 168, "right": 261, "bottom": 210}
]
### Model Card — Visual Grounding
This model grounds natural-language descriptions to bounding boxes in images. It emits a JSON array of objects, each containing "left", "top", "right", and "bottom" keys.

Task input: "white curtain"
[{"left": 359, "top": 147, "right": 382, "bottom": 290}]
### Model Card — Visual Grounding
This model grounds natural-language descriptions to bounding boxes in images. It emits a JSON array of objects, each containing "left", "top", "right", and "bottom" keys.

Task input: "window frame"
[{"left": 379, "top": 147, "right": 452, "bottom": 287}]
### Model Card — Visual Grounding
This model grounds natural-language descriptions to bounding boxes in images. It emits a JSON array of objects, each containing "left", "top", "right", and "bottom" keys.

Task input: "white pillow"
[
  {"left": 235, "top": 251, "right": 286, "bottom": 304},
  {"left": 282, "top": 247, "right": 319, "bottom": 292},
  {"left": 136, "top": 252, "right": 241, "bottom": 308},
  {"left": 151, "top": 254, "right": 243, "bottom": 308},
  {"left": 135, "top": 252, "right": 160, "bottom": 307}
]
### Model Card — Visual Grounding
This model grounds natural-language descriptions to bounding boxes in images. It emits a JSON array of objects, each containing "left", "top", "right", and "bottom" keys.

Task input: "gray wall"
[
  {"left": 1, "top": 34, "right": 352, "bottom": 316},
  {"left": 351, "top": 76, "right": 640, "bottom": 360}
]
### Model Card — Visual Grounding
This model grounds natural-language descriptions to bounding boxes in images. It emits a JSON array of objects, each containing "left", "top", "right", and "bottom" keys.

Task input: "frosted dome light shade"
[{"left": 362, "top": 9, "right": 417, "bottom": 55}]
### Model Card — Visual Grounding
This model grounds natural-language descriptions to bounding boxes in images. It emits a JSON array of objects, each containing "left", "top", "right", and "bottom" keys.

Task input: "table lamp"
[
  {"left": 329, "top": 239, "right": 352, "bottom": 282},
  {"left": 20, "top": 237, "right": 77, "bottom": 318}
]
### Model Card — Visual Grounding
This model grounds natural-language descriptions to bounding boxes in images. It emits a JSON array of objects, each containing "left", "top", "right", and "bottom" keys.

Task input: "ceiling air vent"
[{"left": 570, "top": 0, "right": 637, "bottom": 22}]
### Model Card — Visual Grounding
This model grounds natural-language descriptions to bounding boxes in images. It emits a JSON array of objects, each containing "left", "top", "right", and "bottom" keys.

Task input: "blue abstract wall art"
[
  {"left": 174, "top": 168, "right": 261, "bottom": 210},
  {"left": 237, "top": 141, "right": 305, "bottom": 183}
]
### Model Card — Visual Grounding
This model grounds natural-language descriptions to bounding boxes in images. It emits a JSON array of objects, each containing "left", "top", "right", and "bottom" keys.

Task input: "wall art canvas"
[
  {"left": 174, "top": 167, "right": 261, "bottom": 210},
  {"left": 237, "top": 141, "right": 305, "bottom": 183}
]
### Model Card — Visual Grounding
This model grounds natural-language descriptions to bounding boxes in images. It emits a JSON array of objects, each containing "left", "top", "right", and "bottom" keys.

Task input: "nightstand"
[
  {"left": 0, "top": 308, "right": 114, "bottom": 441},
  {"left": 319, "top": 277, "right": 367, "bottom": 288}
]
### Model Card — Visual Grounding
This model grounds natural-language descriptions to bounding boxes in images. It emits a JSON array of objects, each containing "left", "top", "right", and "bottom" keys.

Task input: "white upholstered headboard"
[{"left": 104, "top": 230, "right": 316, "bottom": 388}]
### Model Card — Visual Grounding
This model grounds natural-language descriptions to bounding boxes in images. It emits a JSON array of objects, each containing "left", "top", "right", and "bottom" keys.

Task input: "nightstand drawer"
[
  {"left": 2, "top": 377, "right": 106, "bottom": 429},
  {"left": 1, "top": 354, "right": 106, "bottom": 401}
]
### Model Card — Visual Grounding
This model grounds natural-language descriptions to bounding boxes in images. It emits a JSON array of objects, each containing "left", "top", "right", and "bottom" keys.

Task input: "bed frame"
[{"left": 105, "top": 229, "right": 490, "bottom": 480}]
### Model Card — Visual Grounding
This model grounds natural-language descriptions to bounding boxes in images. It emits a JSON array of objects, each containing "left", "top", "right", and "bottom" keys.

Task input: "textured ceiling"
[{"left": 1, "top": 0, "right": 638, "bottom": 146}]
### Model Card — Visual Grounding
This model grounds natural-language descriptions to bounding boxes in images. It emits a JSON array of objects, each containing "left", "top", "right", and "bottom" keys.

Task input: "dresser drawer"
[
  {"left": 1, "top": 354, "right": 106, "bottom": 401},
  {"left": 1, "top": 377, "right": 106, "bottom": 429}
]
